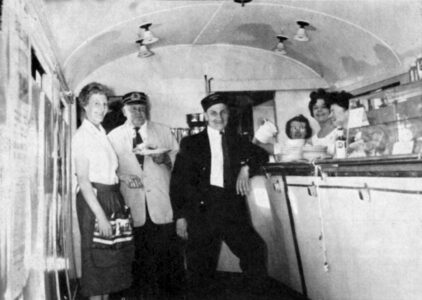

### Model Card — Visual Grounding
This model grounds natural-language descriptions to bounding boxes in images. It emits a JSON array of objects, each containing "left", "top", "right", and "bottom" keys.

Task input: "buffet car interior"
[{"left": 1, "top": 0, "right": 422, "bottom": 299}]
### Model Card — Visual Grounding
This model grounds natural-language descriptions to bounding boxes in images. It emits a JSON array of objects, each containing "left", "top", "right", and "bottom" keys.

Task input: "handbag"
[{"left": 92, "top": 205, "right": 134, "bottom": 249}]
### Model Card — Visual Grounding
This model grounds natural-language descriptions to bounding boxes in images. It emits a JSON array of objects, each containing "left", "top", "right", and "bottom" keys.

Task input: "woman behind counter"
[
  {"left": 253, "top": 114, "right": 312, "bottom": 155},
  {"left": 330, "top": 90, "right": 353, "bottom": 130},
  {"left": 72, "top": 82, "right": 135, "bottom": 300},
  {"left": 308, "top": 88, "right": 337, "bottom": 156}
]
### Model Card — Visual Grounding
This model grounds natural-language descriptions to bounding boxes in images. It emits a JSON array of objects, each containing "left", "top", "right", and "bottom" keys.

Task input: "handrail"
[
  {"left": 263, "top": 155, "right": 422, "bottom": 178},
  {"left": 287, "top": 183, "right": 422, "bottom": 196}
]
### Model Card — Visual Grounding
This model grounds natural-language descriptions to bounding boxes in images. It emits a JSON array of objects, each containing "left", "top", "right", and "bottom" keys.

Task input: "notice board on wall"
[
  {"left": 1, "top": 2, "right": 71, "bottom": 299},
  {"left": 5, "top": 8, "right": 33, "bottom": 299}
]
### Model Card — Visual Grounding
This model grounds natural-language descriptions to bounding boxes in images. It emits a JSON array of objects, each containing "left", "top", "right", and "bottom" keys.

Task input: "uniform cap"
[
  {"left": 201, "top": 93, "right": 228, "bottom": 111},
  {"left": 122, "top": 92, "right": 148, "bottom": 105}
]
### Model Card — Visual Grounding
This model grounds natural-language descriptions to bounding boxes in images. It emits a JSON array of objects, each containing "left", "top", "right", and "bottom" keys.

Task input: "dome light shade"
[
  {"left": 139, "top": 22, "right": 159, "bottom": 45},
  {"left": 136, "top": 39, "right": 154, "bottom": 58},
  {"left": 274, "top": 35, "right": 288, "bottom": 54},
  {"left": 294, "top": 21, "right": 310, "bottom": 42},
  {"left": 234, "top": 0, "right": 252, "bottom": 6}
]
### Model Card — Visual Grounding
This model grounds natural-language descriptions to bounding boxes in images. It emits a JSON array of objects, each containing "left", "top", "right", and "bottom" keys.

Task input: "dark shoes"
[
  {"left": 186, "top": 277, "right": 221, "bottom": 299},
  {"left": 244, "top": 275, "right": 272, "bottom": 296}
]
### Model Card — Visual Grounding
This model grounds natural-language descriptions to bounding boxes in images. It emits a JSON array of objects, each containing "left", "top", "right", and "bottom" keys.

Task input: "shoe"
[{"left": 245, "top": 276, "right": 272, "bottom": 295}]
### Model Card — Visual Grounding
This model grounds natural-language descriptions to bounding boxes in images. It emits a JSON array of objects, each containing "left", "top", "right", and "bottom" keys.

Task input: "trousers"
[
  {"left": 132, "top": 206, "right": 185, "bottom": 297},
  {"left": 185, "top": 185, "right": 267, "bottom": 287}
]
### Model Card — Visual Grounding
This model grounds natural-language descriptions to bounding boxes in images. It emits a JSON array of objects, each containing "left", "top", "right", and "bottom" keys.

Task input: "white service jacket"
[{"left": 108, "top": 121, "right": 179, "bottom": 226}]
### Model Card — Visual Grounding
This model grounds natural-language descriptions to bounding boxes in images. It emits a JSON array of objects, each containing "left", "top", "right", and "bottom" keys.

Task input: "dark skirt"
[{"left": 76, "top": 182, "right": 134, "bottom": 297}]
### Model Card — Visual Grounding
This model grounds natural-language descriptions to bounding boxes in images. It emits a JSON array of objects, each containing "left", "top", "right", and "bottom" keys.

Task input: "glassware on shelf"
[
  {"left": 334, "top": 127, "right": 347, "bottom": 159},
  {"left": 416, "top": 56, "right": 422, "bottom": 80},
  {"left": 186, "top": 113, "right": 206, "bottom": 128},
  {"left": 409, "top": 63, "right": 418, "bottom": 82},
  {"left": 347, "top": 81, "right": 422, "bottom": 159},
  {"left": 171, "top": 128, "right": 191, "bottom": 143}
]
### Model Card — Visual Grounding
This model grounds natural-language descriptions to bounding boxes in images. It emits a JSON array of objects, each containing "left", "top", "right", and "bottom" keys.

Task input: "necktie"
[
  {"left": 133, "top": 127, "right": 144, "bottom": 167},
  {"left": 221, "top": 131, "right": 231, "bottom": 188}
]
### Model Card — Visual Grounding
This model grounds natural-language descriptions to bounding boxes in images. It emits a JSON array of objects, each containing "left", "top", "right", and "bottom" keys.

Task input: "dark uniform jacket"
[{"left": 170, "top": 128, "right": 268, "bottom": 220}]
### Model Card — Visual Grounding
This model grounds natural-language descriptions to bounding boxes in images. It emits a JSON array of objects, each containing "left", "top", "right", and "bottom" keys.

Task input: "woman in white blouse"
[
  {"left": 72, "top": 82, "right": 138, "bottom": 300},
  {"left": 308, "top": 88, "right": 337, "bottom": 156}
]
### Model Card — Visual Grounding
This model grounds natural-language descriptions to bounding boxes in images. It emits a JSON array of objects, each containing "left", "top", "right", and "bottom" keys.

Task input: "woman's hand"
[
  {"left": 119, "top": 174, "right": 143, "bottom": 188},
  {"left": 236, "top": 165, "right": 250, "bottom": 196},
  {"left": 97, "top": 214, "right": 112, "bottom": 237}
]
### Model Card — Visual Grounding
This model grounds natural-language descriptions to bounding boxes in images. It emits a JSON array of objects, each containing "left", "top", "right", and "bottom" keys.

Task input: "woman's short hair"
[
  {"left": 330, "top": 90, "right": 353, "bottom": 111},
  {"left": 308, "top": 88, "right": 332, "bottom": 117},
  {"left": 78, "top": 82, "right": 111, "bottom": 107},
  {"left": 285, "top": 114, "right": 312, "bottom": 139}
]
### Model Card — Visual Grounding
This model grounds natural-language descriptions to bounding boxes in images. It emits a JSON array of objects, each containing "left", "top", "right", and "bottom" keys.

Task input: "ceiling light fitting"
[
  {"left": 294, "top": 21, "right": 310, "bottom": 42},
  {"left": 234, "top": 0, "right": 252, "bottom": 7},
  {"left": 139, "top": 22, "right": 159, "bottom": 45},
  {"left": 136, "top": 39, "right": 154, "bottom": 58},
  {"left": 274, "top": 35, "right": 288, "bottom": 55}
]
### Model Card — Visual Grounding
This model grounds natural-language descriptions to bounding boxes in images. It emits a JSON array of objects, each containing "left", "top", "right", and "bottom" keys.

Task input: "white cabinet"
[
  {"left": 285, "top": 176, "right": 330, "bottom": 300},
  {"left": 321, "top": 177, "right": 422, "bottom": 300},
  {"left": 279, "top": 175, "right": 422, "bottom": 300},
  {"left": 266, "top": 175, "right": 303, "bottom": 293}
]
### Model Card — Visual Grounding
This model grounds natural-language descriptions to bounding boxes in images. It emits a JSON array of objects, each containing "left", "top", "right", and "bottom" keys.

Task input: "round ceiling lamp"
[
  {"left": 234, "top": 0, "right": 252, "bottom": 7},
  {"left": 274, "top": 35, "right": 288, "bottom": 55},
  {"left": 139, "top": 22, "right": 159, "bottom": 45},
  {"left": 136, "top": 39, "right": 154, "bottom": 58},
  {"left": 294, "top": 20, "right": 310, "bottom": 42}
]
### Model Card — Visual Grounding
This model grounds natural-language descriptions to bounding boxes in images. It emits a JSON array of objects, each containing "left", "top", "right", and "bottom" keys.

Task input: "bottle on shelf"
[
  {"left": 335, "top": 127, "right": 347, "bottom": 159},
  {"left": 367, "top": 98, "right": 374, "bottom": 111},
  {"left": 409, "top": 63, "right": 418, "bottom": 82},
  {"left": 416, "top": 55, "right": 422, "bottom": 80}
]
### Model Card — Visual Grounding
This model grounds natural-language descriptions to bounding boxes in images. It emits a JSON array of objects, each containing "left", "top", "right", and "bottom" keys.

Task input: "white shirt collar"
[
  {"left": 125, "top": 120, "right": 148, "bottom": 140},
  {"left": 125, "top": 120, "right": 148, "bottom": 130},
  {"left": 207, "top": 125, "right": 224, "bottom": 138}
]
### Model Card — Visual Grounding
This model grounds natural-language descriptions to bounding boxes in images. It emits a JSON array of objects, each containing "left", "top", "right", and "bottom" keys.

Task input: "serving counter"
[{"left": 262, "top": 157, "right": 422, "bottom": 300}]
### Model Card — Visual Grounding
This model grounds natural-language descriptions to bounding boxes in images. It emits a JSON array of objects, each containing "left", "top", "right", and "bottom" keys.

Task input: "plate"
[
  {"left": 303, "top": 152, "right": 331, "bottom": 161},
  {"left": 137, "top": 148, "right": 170, "bottom": 155},
  {"left": 302, "top": 145, "right": 328, "bottom": 152}
]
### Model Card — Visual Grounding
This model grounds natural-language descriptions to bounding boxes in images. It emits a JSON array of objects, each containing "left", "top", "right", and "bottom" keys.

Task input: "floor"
[{"left": 104, "top": 272, "right": 307, "bottom": 300}]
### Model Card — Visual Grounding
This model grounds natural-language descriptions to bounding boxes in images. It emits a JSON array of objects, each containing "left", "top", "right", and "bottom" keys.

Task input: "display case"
[{"left": 347, "top": 81, "right": 422, "bottom": 158}]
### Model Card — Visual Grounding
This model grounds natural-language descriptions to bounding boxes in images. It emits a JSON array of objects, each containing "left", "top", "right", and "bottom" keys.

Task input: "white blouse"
[
  {"left": 72, "top": 119, "right": 119, "bottom": 185},
  {"left": 311, "top": 128, "right": 337, "bottom": 156}
]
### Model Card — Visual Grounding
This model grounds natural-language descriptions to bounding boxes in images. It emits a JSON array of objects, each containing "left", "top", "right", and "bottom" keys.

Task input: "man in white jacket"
[{"left": 108, "top": 91, "right": 184, "bottom": 299}]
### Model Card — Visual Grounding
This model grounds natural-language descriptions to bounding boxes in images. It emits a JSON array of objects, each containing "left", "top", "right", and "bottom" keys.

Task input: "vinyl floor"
[{"left": 106, "top": 272, "right": 308, "bottom": 300}]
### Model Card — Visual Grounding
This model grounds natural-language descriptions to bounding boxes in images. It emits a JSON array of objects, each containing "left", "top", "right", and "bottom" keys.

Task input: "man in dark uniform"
[{"left": 170, "top": 92, "right": 269, "bottom": 296}]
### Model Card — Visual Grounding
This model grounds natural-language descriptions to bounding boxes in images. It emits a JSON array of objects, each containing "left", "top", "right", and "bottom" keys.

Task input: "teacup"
[{"left": 255, "top": 120, "right": 278, "bottom": 143}]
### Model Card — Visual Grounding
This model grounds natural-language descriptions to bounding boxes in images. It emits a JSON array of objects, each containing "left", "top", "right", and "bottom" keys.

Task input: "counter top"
[{"left": 263, "top": 155, "right": 422, "bottom": 177}]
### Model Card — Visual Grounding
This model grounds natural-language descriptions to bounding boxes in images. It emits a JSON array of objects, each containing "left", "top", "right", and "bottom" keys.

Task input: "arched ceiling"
[{"left": 42, "top": 0, "right": 422, "bottom": 92}]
